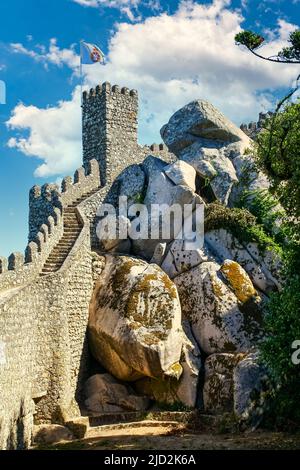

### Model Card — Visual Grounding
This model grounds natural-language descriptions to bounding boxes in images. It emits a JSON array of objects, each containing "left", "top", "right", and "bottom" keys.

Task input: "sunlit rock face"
[{"left": 88, "top": 255, "right": 184, "bottom": 382}]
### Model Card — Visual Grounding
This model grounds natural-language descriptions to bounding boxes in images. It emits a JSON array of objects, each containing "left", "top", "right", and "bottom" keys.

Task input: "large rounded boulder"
[{"left": 88, "top": 255, "right": 184, "bottom": 381}]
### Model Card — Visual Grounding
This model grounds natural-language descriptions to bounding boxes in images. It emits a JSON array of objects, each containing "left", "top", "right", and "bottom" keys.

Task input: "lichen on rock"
[{"left": 88, "top": 255, "right": 184, "bottom": 381}]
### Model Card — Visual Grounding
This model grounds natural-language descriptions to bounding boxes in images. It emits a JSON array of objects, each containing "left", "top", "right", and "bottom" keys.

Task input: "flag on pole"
[{"left": 80, "top": 41, "right": 105, "bottom": 65}]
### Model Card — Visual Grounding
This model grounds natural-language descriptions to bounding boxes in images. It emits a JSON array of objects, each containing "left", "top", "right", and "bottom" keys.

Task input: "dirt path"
[{"left": 38, "top": 424, "right": 300, "bottom": 450}]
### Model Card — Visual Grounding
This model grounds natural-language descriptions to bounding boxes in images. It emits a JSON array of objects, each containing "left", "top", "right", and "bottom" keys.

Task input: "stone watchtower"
[{"left": 82, "top": 82, "right": 140, "bottom": 186}]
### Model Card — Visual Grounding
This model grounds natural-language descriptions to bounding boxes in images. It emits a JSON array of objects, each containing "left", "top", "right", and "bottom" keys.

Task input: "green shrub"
[
  {"left": 205, "top": 202, "right": 281, "bottom": 253},
  {"left": 260, "top": 274, "right": 300, "bottom": 429},
  {"left": 237, "top": 189, "right": 285, "bottom": 240},
  {"left": 256, "top": 100, "right": 300, "bottom": 232}
]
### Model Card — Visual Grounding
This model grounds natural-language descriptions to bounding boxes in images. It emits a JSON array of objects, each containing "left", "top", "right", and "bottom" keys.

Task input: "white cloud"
[
  {"left": 7, "top": 87, "right": 82, "bottom": 177},
  {"left": 72, "top": 0, "right": 141, "bottom": 21},
  {"left": 6, "top": 0, "right": 299, "bottom": 178},
  {"left": 10, "top": 38, "right": 80, "bottom": 72}
]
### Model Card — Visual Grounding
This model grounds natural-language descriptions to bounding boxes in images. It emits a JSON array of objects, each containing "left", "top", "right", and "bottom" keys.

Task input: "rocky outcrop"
[
  {"left": 86, "top": 97, "right": 280, "bottom": 422},
  {"left": 88, "top": 255, "right": 183, "bottom": 381},
  {"left": 203, "top": 351, "right": 269, "bottom": 425},
  {"left": 205, "top": 229, "right": 282, "bottom": 293},
  {"left": 33, "top": 424, "right": 73, "bottom": 445},
  {"left": 134, "top": 321, "right": 201, "bottom": 408},
  {"left": 233, "top": 351, "right": 269, "bottom": 423},
  {"left": 160, "top": 100, "right": 249, "bottom": 153},
  {"left": 203, "top": 353, "right": 241, "bottom": 413},
  {"left": 160, "top": 100, "right": 269, "bottom": 206},
  {"left": 131, "top": 156, "right": 204, "bottom": 260},
  {"left": 174, "top": 261, "right": 264, "bottom": 355},
  {"left": 164, "top": 160, "right": 196, "bottom": 191},
  {"left": 84, "top": 373, "right": 149, "bottom": 413}
]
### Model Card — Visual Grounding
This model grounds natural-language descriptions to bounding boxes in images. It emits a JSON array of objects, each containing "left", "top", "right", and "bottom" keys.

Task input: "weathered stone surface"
[
  {"left": 142, "top": 155, "right": 167, "bottom": 178},
  {"left": 203, "top": 351, "right": 269, "bottom": 422},
  {"left": 131, "top": 164, "right": 200, "bottom": 259},
  {"left": 205, "top": 229, "right": 280, "bottom": 293},
  {"left": 229, "top": 154, "right": 269, "bottom": 206},
  {"left": 233, "top": 351, "right": 269, "bottom": 422},
  {"left": 161, "top": 239, "right": 209, "bottom": 279},
  {"left": 161, "top": 100, "right": 249, "bottom": 154},
  {"left": 118, "top": 164, "right": 146, "bottom": 206},
  {"left": 33, "top": 424, "right": 73, "bottom": 445},
  {"left": 178, "top": 143, "right": 238, "bottom": 205},
  {"left": 179, "top": 144, "right": 219, "bottom": 178},
  {"left": 134, "top": 321, "right": 201, "bottom": 408},
  {"left": 174, "top": 261, "right": 263, "bottom": 354},
  {"left": 150, "top": 242, "right": 167, "bottom": 266},
  {"left": 177, "top": 321, "right": 202, "bottom": 407},
  {"left": 203, "top": 353, "right": 241, "bottom": 413},
  {"left": 88, "top": 255, "right": 183, "bottom": 381},
  {"left": 164, "top": 160, "right": 196, "bottom": 191},
  {"left": 221, "top": 260, "right": 257, "bottom": 303},
  {"left": 84, "top": 373, "right": 149, "bottom": 413},
  {"left": 96, "top": 214, "right": 131, "bottom": 253}
]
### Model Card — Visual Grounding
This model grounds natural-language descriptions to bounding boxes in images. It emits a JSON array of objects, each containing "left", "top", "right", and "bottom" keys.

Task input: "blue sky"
[{"left": 0, "top": 0, "right": 299, "bottom": 257}]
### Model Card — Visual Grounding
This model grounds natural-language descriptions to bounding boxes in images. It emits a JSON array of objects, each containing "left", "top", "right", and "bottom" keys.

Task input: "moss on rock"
[{"left": 205, "top": 202, "right": 282, "bottom": 254}]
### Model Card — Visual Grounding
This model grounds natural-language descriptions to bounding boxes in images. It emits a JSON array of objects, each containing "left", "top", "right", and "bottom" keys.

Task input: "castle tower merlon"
[{"left": 82, "top": 81, "right": 139, "bottom": 185}]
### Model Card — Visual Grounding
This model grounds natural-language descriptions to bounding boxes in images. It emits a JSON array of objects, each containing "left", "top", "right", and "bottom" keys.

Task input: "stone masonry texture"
[{"left": 0, "top": 81, "right": 175, "bottom": 449}]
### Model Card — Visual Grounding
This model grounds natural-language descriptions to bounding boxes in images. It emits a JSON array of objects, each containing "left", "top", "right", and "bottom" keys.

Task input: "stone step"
[
  {"left": 47, "top": 251, "right": 69, "bottom": 256},
  {"left": 65, "top": 411, "right": 219, "bottom": 440},
  {"left": 40, "top": 188, "right": 102, "bottom": 276},
  {"left": 49, "top": 248, "right": 72, "bottom": 253},
  {"left": 46, "top": 252, "right": 69, "bottom": 258},
  {"left": 51, "top": 243, "right": 75, "bottom": 249},
  {"left": 87, "top": 411, "right": 192, "bottom": 427},
  {"left": 49, "top": 248, "right": 73, "bottom": 253},
  {"left": 86, "top": 420, "right": 182, "bottom": 439},
  {"left": 43, "top": 266, "right": 62, "bottom": 270},
  {"left": 41, "top": 268, "right": 59, "bottom": 273},
  {"left": 62, "top": 230, "right": 80, "bottom": 233},
  {"left": 54, "top": 242, "right": 77, "bottom": 247},
  {"left": 44, "top": 256, "right": 67, "bottom": 262},
  {"left": 45, "top": 258, "right": 67, "bottom": 264}
]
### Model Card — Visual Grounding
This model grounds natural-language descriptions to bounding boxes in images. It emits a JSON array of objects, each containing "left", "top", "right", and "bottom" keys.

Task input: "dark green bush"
[{"left": 205, "top": 202, "right": 281, "bottom": 253}]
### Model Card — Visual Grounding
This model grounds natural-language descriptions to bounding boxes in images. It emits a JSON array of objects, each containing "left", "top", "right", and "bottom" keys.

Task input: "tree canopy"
[{"left": 235, "top": 29, "right": 300, "bottom": 64}]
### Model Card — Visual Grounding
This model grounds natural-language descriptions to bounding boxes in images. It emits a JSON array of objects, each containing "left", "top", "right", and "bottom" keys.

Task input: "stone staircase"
[
  {"left": 66, "top": 411, "right": 199, "bottom": 440},
  {"left": 41, "top": 187, "right": 100, "bottom": 275}
]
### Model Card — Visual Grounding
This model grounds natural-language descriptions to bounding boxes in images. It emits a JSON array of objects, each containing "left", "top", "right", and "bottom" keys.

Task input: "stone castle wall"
[
  {"left": 82, "top": 81, "right": 174, "bottom": 186},
  {"left": 0, "top": 203, "right": 95, "bottom": 448},
  {"left": 240, "top": 111, "right": 274, "bottom": 139},
  {"left": 0, "top": 81, "right": 175, "bottom": 449}
]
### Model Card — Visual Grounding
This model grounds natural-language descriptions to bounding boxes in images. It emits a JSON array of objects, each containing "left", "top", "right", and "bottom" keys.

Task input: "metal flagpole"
[{"left": 80, "top": 40, "right": 84, "bottom": 108}]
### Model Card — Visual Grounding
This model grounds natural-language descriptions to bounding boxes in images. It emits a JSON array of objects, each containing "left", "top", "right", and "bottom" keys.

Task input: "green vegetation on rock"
[{"left": 205, "top": 202, "right": 282, "bottom": 254}]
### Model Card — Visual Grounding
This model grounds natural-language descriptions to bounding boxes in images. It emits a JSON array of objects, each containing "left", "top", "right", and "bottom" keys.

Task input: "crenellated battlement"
[
  {"left": 83, "top": 81, "right": 138, "bottom": 102},
  {"left": 0, "top": 206, "right": 63, "bottom": 292},
  {"left": 240, "top": 111, "right": 274, "bottom": 139},
  {"left": 28, "top": 158, "right": 101, "bottom": 242},
  {"left": 82, "top": 81, "right": 174, "bottom": 185},
  {"left": 148, "top": 143, "right": 168, "bottom": 152},
  {"left": 60, "top": 158, "right": 100, "bottom": 206}
]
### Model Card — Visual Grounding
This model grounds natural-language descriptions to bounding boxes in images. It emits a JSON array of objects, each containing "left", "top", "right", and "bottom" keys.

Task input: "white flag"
[{"left": 81, "top": 41, "right": 105, "bottom": 65}]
